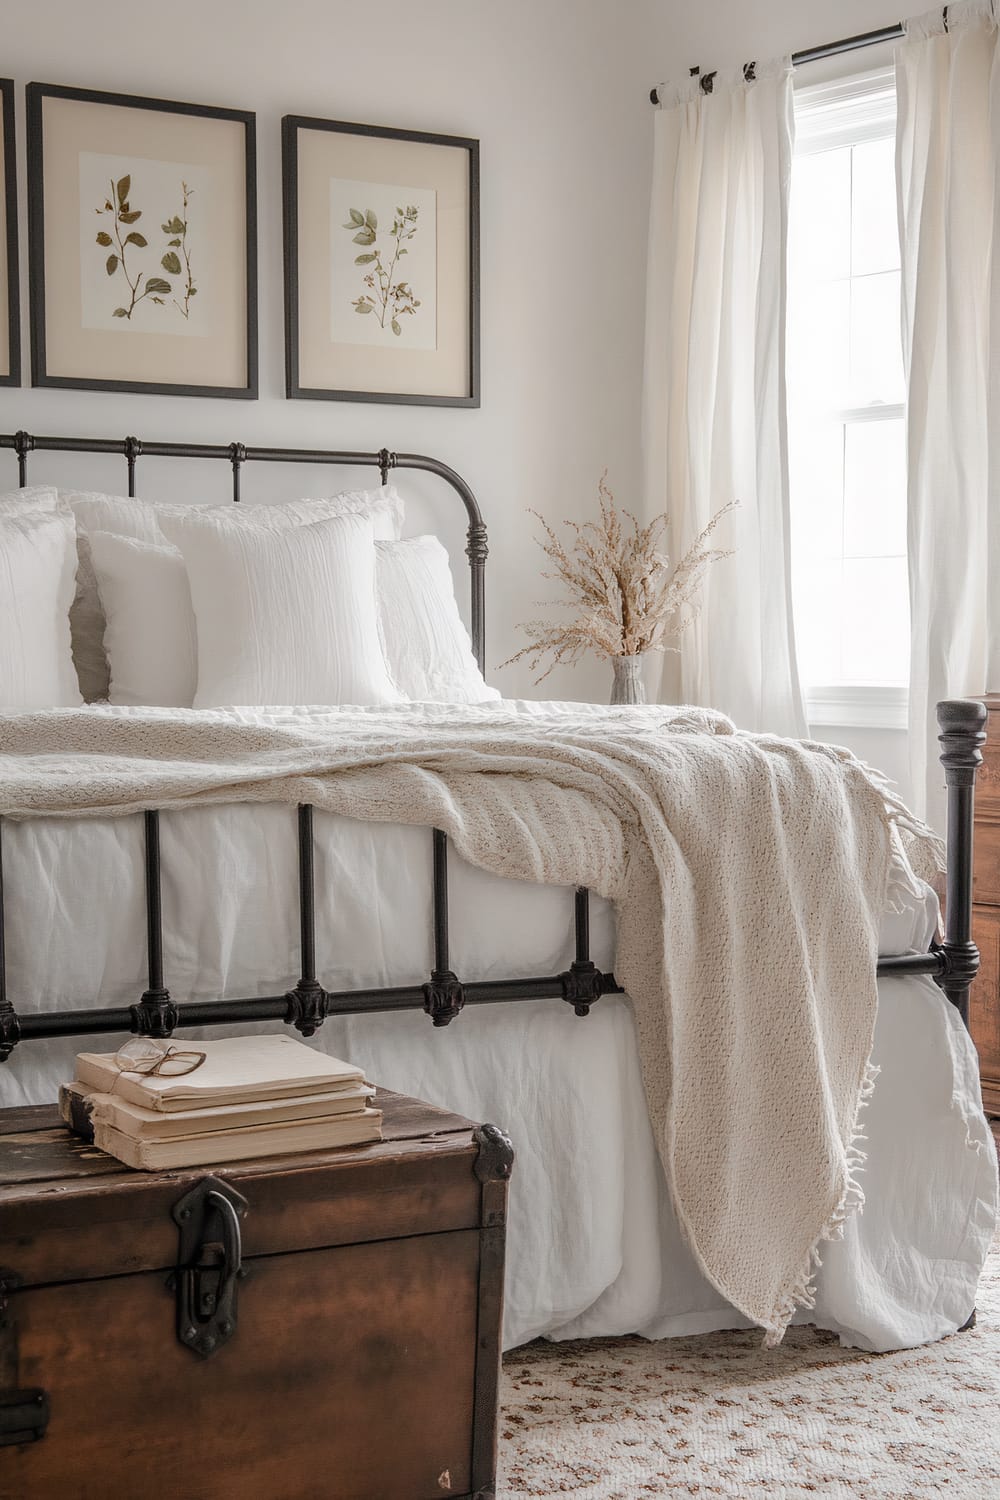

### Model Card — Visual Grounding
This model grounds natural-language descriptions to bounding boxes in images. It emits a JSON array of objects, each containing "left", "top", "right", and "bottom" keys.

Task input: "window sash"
[
  {"left": 790, "top": 66, "right": 908, "bottom": 726},
  {"left": 804, "top": 683, "right": 908, "bottom": 729}
]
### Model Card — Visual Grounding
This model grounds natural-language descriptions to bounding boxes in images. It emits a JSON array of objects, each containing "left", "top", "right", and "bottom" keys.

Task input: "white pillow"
[
  {"left": 66, "top": 490, "right": 165, "bottom": 545},
  {"left": 85, "top": 530, "right": 496, "bottom": 709},
  {"left": 66, "top": 483, "right": 405, "bottom": 543},
  {"left": 159, "top": 509, "right": 403, "bottom": 708},
  {"left": 65, "top": 484, "right": 405, "bottom": 702},
  {"left": 0, "top": 509, "right": 83, "bottom": 709},
  {"left": 0, "top": 485, "right": 61, "bottom": 515},
  {"left": 376, "top": 536, "right": 500, "bottom": 703},
  {"left": 0, "top": 489, "right": 85, "bottom": 698},
  {"left": 88, "top": 531, "right": 197, "bottom": 708},
  {"left": 239, "top": 485, "right": 404, "bottom": 539}
]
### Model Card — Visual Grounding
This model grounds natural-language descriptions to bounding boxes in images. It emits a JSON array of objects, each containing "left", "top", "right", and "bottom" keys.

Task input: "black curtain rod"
[{"left": 649, "top": 22, "right": 906, "bottom": 105}]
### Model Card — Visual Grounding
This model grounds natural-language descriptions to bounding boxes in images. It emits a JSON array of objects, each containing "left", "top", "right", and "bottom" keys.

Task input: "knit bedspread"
[{"left": 0, "top": 700, "right": 940, "bottom": 1343}]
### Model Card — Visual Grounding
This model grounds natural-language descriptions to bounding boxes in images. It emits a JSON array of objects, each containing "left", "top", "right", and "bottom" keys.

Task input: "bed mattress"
[{"left": 0, "top": 718, "right": 996, "bottom": 1353}]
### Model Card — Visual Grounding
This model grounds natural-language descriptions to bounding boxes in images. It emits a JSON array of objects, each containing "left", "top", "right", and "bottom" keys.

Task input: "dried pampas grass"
[{"left": 503, "top": 474, "right": 736, "bottom": 686}]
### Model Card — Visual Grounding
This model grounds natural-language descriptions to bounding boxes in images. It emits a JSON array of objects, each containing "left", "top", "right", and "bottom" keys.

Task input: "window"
[{"left": 787, "top": 68, "right": 908, "bottom": 729}]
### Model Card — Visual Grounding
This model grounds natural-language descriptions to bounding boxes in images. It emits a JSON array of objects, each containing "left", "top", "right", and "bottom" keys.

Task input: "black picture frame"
[
  {"left": 283, "top": 114, "right": 480, "bottom": 407},
  {"left": 0, "top": 80, "right": 20, "bottom": 388},
  {"left": 26, "top": 82, "right": 258, "bottom": 399}
]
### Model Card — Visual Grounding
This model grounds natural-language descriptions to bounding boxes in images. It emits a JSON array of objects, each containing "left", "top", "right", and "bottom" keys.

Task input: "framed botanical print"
[
  {"left": 0, "top": 80, "right": 20, "bottom": 387},
  {"left": 282, "top": 115, "right": 479, "bottom": 407},
  {"left": 26, "top": 83, "right": 257, "bottom": 398}
]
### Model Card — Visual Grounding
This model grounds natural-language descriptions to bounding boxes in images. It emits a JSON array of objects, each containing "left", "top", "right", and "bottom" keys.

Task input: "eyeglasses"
[{"left": 112, "top": 1039, "right": 207, "bottom": 1081}]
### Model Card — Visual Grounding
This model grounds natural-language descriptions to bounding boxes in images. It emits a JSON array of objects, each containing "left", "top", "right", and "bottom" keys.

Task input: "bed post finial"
[
  {"left": 229, "top": 442, "right": 246, "bottom": 504},
  {"left": 123, "top": 435, "right": 142, "bottom": 498},
  {"left": 378, "top": 448, "right": 394, "bottom": 486},
  {"left": 13, "top": 430, "right": 33, "bottom": 487},
  {"left": 936, "top": 699, "right": 987, "bottom": 1027},
  {"left": 465, "top": 522, "right": 488, "bottom": 676},
  {"left": 938, "top": 698, "right": 987, "bottom": 783}
]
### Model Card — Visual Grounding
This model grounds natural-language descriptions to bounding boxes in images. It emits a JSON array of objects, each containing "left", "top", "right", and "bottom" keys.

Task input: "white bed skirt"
[{"left": 1, "top": 801, "right": 996, "bottom": 1353}]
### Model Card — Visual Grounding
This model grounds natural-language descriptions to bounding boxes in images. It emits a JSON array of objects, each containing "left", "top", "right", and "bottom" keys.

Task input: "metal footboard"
[{"left": 0, "top": 810, "right": 618, "bottom": 1060}]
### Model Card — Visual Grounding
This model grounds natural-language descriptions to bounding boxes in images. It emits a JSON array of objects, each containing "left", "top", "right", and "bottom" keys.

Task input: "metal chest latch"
[
  {"left": 168, "top": 1177, "right": 249, "bottom": 1360},
  {"left": 0, "top": 1271, "right": 49, "bottom": 1447}
]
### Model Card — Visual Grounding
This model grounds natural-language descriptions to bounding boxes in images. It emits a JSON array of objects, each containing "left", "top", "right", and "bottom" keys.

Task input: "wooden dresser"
[{"left": 971, "top": 693, "right": 1000, "bottom": 1116}]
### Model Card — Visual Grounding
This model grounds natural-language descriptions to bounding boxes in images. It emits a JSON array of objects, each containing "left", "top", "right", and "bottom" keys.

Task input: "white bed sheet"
[{"left": 1, "top": 731, "right": 996, "bottom": 1353}]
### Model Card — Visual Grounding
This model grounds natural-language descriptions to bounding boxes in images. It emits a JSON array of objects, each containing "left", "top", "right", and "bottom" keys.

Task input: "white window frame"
[{"left": 791, "top": 65, "right": 907, "bottom": 732}]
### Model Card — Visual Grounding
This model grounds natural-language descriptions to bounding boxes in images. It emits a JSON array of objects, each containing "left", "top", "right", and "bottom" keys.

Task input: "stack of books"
[{"left": 60, "top": 1034, "right": 382, "bottom": 1170}]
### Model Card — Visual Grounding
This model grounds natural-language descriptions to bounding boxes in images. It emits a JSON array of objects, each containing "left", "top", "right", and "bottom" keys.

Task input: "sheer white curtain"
[
  {"left": 897, "top": 0, "right": 1000, "bottom": 827},
  {"left": 643, "top": 63, "right": 807, "bottom": 736}
]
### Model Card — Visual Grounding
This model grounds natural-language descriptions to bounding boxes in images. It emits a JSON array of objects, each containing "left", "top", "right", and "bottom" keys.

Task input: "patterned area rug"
[{"left": 499, "top": 1231, "right": 1000, "bottom": 1498}]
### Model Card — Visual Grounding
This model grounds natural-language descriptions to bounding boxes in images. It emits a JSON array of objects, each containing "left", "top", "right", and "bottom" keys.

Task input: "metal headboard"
[{"left": 0, "top": 429, "right": 489, "bottom": 671}]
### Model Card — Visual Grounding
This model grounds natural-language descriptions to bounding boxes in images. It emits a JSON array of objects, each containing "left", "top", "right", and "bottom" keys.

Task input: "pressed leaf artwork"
[
  {"left": 161, "top": 181, "right": 196, "bottom": 319},
  {"left": 94, "top": 174, "right": 169, "bottom": 319},
  {"left": 342, "top": 204, "right": 421, "bottom": 336},
  {"left": 79, "top": 152, "right": 210, "bottom": 336},
  {"left": 328, "top": 179, "right": 437, "bottom": 351}
]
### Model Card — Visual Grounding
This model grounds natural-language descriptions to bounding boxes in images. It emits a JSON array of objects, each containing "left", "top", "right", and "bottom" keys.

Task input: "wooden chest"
[
  {"left": 0, "top": 1089, "right": 512, "bottom": 1500},
  {"left": 972, "top": 693, "right": 1000, "bottom": 1115}
]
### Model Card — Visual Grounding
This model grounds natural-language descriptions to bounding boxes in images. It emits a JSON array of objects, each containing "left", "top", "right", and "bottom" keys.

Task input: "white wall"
[
  {"left": 1, "top": 0, "right": 656, "bottom": 703},
  {"left": 639, "top": 0, "right": 905, "bottom": 77}
]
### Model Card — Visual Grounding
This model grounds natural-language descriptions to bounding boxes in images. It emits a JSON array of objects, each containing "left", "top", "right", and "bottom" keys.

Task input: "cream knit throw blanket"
[{"left": 0, "top": 701, "right": 939, "bottom": 1343}]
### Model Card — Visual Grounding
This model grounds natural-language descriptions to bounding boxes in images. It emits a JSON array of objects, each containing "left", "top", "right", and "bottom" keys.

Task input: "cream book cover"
[
  {"left": 93, "top": 1107, "right": 383, "bottom": 1170},
  {"left": 87, "top": 1083, "right": 376, "bottom": 1140},
  {"left": 74, "top": 1035, "right": 366, "bottom": 1112}
]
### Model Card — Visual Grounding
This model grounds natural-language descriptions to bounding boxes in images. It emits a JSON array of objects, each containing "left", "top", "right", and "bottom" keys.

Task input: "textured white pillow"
[
  {"left": 376, "top": 536, "right": 500, "bottom": 703},
  {"left": 65, "top": 484, "right": 405, "bottom": 702},
  {"left": 66, "top": 490, "right": 165, "bottom": 545},
  {"left": 0, "top": 485, "right": 61, "bottom": 516},
  {"left": 82, "top": 529, "right": 496, "bottom": 708},
  {"left": 0, "top": 509, "right": 83, "bottom": 708},
  {"left": 233, "top": 485, "right": 404, "bottom": 539},
  {"left": 159, "top": 509, "right": 403, "bottom": 707},
  {"left": 0, "top": 489, "right": 82, "bottom": 696},
  {"left": 88, "top": 531, "right": 197, "bottom": 708},
  {"left": 66, "top": 484, "right": 405, "bottom": 541}
]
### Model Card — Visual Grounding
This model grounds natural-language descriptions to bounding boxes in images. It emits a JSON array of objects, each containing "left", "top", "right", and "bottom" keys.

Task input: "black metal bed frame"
[{"left": 0, "top": 429, "right": 988, "bottom": 1064}]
